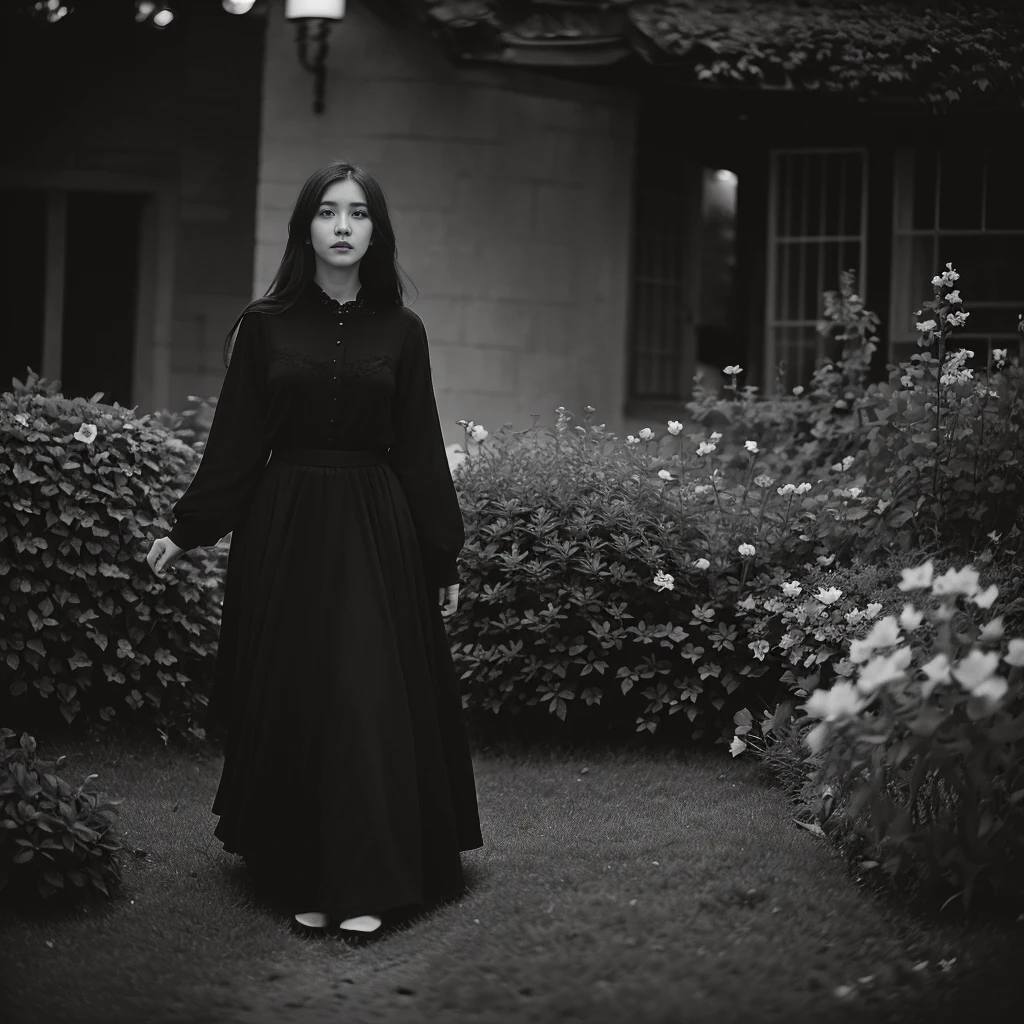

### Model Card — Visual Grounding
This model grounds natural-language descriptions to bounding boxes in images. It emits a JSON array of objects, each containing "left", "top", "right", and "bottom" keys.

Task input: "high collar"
[{"left": 310, "top": 280, "right": 375, "bottom": 317}]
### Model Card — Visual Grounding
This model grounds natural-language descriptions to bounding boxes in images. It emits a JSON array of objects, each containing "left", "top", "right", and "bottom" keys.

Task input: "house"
[{"left": 2, "top": 0, "right": 1022, "bottom": 452}]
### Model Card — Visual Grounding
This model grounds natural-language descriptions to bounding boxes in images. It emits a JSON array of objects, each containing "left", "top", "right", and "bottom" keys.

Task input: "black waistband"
[{"left": 271, "top": 447, "right": 387, "bottom": 467}]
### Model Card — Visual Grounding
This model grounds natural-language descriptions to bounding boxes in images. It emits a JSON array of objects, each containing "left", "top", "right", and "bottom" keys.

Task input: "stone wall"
[{"left": 256, "top": 0, "right": 637, "bottom": 446}]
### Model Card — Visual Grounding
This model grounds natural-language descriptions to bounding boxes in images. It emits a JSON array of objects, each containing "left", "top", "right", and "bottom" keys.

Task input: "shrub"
[
  {"left": 449, "top": 408, "right": 821, "bottom": 745},
  {"left": 735, "top": 560, "right": 1024, "bottom": 915},
  {"left": 0, "top": 728, "right": 126, "bottom": 905},
  {"left": 0, "top": 370, "right": 227, "bottom": 744},
  {"left": 856, "top": 266, "right": 1024, "bottom": 551}
]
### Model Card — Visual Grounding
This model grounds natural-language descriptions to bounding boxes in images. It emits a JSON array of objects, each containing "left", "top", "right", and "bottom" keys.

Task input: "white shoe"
[
  {"left": 294, "top": 911, "right": 330, "bottom": 928},
  {"left": 339, "top": 914, "right": 382, "bottom": 933}
]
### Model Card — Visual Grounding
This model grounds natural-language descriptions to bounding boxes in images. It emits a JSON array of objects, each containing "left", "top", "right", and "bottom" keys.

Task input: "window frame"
[{"left": 763, "top": 146, "right": 869, "bottom": 396}]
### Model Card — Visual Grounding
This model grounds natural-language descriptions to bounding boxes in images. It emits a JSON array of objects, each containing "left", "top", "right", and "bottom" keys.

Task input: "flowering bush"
[
  {"left": 0, "top": 371, "right": 227, "bottom": 744},
  {"left": 734, "top": 560, "right": 1024, "bottom": 913},
  {"left": 449, "top": 406, "right": 785, "bottom": 744},
  {"left": 856, "top": 265, "right": 1024, "bottom": 551}
]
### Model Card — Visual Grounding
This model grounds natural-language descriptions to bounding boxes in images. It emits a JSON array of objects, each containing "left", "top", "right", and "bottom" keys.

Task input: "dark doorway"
[
  {"left": 61, "top": 191, "right": 146, "bottom": 407},
  {"left": 0, "top": 188, "right": 46, "bottom": 392}
]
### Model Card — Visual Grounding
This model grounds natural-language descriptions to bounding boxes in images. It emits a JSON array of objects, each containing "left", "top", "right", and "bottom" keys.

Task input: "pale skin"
[{"left": 145, "top": 178, "right": 460, "bottom": 933}]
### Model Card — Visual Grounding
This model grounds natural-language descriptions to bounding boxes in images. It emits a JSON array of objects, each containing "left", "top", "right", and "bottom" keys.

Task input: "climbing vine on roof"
[
  {"left": 625, "top": 0, "right": 1024, "bottom": 104},
  {"left": 419, "top": 0, "right": 1024, "bottom": 105}
]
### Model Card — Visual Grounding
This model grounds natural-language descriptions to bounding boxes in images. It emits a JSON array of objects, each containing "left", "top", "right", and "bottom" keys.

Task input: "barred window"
[
  {"left": 889, "top": 146, "right": 1024, "bottom": 369},
  {"left": 764, "top": 149, "right": 868, "bottom": 394}
]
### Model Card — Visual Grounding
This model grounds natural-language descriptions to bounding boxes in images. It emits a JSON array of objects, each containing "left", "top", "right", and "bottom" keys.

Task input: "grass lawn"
[{"left": 1, "top": 733, "right": 1022, "bottom": 1024}]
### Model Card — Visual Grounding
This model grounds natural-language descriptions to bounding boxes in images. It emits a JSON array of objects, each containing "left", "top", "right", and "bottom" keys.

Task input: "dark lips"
[{"left": 332, "top": 243, "right": 352, "bottom": 250}]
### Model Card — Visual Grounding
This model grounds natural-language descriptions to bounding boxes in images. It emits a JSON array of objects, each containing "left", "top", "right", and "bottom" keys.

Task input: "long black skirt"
[{"left": 207, "top": 446, "right": 483, "bottom": 923}]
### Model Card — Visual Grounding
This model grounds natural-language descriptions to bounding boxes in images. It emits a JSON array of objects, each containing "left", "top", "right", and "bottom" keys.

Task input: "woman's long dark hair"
[{"left": 223, "top": 161, "right": 412, "bottom": 365}]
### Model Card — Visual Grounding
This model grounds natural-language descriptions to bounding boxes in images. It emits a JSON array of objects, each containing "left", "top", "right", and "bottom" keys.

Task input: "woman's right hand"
[{"left": 146, "top": 537, "right": 185, "bottom": 578}]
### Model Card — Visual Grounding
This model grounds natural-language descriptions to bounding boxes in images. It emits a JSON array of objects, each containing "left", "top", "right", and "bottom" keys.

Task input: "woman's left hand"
[{"left": 438, "top": 583, "right": 459, "bottom": 617}]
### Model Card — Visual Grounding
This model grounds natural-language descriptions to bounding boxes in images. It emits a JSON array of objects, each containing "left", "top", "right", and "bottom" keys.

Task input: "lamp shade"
[{"left": 285, "top": 0, "right": 345, "bottom": 19}]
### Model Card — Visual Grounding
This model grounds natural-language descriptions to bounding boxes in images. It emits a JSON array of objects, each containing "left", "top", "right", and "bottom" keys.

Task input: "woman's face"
[{"left": 309, "top": 177, "right": 373, "bottom": 270}]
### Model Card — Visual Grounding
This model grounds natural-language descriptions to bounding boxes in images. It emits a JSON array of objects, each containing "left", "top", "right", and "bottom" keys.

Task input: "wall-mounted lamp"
[{"left": 285, "top": 0, "right": 346, "bottom": 115}]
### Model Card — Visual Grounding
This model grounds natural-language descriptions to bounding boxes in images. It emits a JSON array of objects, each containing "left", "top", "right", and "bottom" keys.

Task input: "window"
[
  {"left": 765, "top": 149, "right": 868, "bottom": 394},
  {"left": 627, "top": 167, "right": 700, "bottom": 404},
  {"left": 0, "top": 188, "right": 146, "bottom": 406},
  {"left": 626, "top": 153, "right": 739, "bottom": 407},
  {"left": 889, "top": 146, "right": 1024, "bottom": 368}
]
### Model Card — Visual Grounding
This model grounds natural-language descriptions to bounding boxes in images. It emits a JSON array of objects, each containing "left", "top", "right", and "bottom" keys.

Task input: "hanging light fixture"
[{"left": 284, "top": 0, "right": 346, "bottom": 115}]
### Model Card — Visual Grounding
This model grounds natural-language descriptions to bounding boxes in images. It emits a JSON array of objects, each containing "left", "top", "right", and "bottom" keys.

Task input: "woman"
[{"left": 145, "top": 161, "right": 483, "bottom": 938}]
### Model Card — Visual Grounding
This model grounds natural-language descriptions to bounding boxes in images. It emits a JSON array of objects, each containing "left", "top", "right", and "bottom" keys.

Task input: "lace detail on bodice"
[
  {"left": 270, "top": 348, "right": 394, "bottom": 379},
  {"left": 312, "top": 281, "right": 376, "bottom": 318}
]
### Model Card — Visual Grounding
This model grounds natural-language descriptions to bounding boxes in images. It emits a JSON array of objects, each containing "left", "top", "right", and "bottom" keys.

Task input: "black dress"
[{"left": 167, "top": 281, "right": 483, "bottom": 923}]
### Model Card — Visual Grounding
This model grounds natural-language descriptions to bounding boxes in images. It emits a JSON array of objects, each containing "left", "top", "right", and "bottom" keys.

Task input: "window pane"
[
  {"left": 912, "top": 150, "right": 937, "bottom": 230},
  {"left": 985, "top": 150, "right": 1024, "bottom": 229},
  {"left": 936, "top": 233, "right": 1024, "bottom": 303},
  {"left": 938, "top": 147, "right": 984, "bottom": 230}
]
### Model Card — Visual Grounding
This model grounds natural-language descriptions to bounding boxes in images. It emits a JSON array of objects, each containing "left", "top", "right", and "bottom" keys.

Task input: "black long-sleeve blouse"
[{"left": 167, "top": 282, "right": 465, "bottom": 589}]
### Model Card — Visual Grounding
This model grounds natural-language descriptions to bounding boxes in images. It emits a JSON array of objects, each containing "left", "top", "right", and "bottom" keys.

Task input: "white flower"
[
  {"left": 978, "top": 616, "right": 1004, "bottom": 642},
  {"left": 626, "top": 435, "right": 640, "bottom": 444},
  {"left": 792, "top": 385, "right": 804, "bottom": 396},
  {"left": 777, "top": 484, "right": 796, "bottom": 496},
  {"left": 724, "top": 365, "right": 743, "bottom": 376},
  {"left": 993, "top": 348, "right": 1007, "bottom": 365},
  {"left": 831, "top": 462, "right": 843, "bottom": 472},
  {"left": 744, "top": 440, "right": 760, "bottom": 454},
  {"left": 901, "top": 374, "right": 913, "bottom": 388},
  {"left": 845, "top": 608, "right": 864, "bottom": 626},
  {"left": 946, "top": 311, "right": 970, "bottom": 328},
  {"left": 14, "top": 413, "right": 29, "bottom": 427},
  {"left": 817, "top": 554, "right": 835, "bottom": 567},
  {"left": 814, "top": 587, "right": 843, "bottom": 605},
  {"left": 729, "top": 736, "right": 748, "bottom": 757},
  {"left": 805, "top": 721, "right": 831, "bottom": 755},
  {"left": 945, "top": 289, "right": 962, "bottom": 304},
  {"left": 737, "top": 595, "right": 757, "bottom": 611},
  {"left": 693, "top": 558, "right": 710, "bottom": 571},
  {"left": 971, "top": 584, "right": 999, "bottom": 610},
  {"left": 693, "top": 484, "right": 711, "bottom": 495},
  {"left": 848, "top": 487, "right": 862, "bottom": 499},
  {"left": 795, "top": 483, "right": 812, "bottom": 495},
  {"left": 951, "top": 650, "right": 1001, "bottom": 692},
  {"left": 658, "top": 469, "right": 674, "bottom": 480},
  {"left": 932, "top": 566, "right": 980, "bottom": 598},
  {"left": 748, "top": 640, "right": 770, "bottom": 661},
  {"left": 865, "top": 603, "right": 883, "bottom": 619},
  {"left": 696, "top": 441, "right": 717, "bottom": 457},
  {"left": 710, "top": 431, "right": 723, "bottom": 442},
  {"left": 969, "top": 677, "right": 1008, "bottom": 711},
  {"left": 856, "top": 647, "right": 913, "bottom": 695},
  {"left": 916, "top": 319, "right": 938, "bottom": 333},
  {"left": 1004, "top": 639, "right": 1024, "bottom": 667},
  {"left": 667, "top": 420, "right": 683, "bottom": 435},
  {"left": 866, "top": 615, "right": 903, "bottom": 649},
  {"left": 653, "top": 571, "right": 675, "bottom": 591},
  {"left": 469, "top": 423, "right": 488, "bottom": 442},
  {"left": 921, "top": 654, "right": 951, "bottom": 694},
  {"left": 638, "top": 427, "right": 654, "bottom": 441},
  {"left": 898, "top": 561, "right": 934, "bottom": 591},
  {"left": 782, "top": 582, "right": 802, "bottom": 597},
  {"left": 842, "top": 456, "right": 855, "bottom": 471},
  {"left": 74, "top": 423, "right": 98, "bottom": 445},
  {"left": 738, "top": 543, "right": 756, "bottom": 557},
  {"left": 801, "top": 681, "right": 866, "bottom": 722},
  {"left": 899, "top": 605, "right": 924, "bottom": 631}
]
